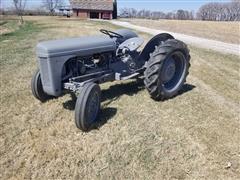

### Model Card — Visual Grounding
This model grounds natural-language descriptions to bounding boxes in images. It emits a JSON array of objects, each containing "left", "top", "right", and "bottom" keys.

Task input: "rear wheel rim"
[{"left": 161, "top": 51, "right": 186, "bottom": 92}]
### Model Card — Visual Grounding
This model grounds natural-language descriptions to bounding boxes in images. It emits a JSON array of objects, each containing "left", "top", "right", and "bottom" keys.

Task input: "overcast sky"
[{"left": 1, "top": 0, "right": 231, "bottom": 12}]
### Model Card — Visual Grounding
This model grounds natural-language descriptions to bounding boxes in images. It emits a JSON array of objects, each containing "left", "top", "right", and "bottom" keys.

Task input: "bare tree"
[
  {"left": 197, "top": 1, "right": 240, "bottom": 21},
  {"left": 130, "top": 8, "right": 137, "bottom": 18},
  {"left": 42, "top": 0, "right": 63, "bottom": 15},
  {"left": 189, "top": 11, "right": 194, "bottom": 20},
  {"left": 230, "top": 0, "right": 240, "bottom": 21},
  {"left": 176, "top": 10, "right": 186, "bottom": 20},
  {"left": 13, "top": 0, "right": 26, "bottom": 24}
]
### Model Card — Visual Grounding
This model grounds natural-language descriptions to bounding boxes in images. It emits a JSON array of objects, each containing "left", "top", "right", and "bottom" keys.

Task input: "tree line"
[
  {"left": 120, "top": 0, "right": 240, "bottom": 21},
  {"left": 120, "top": 8, "right": 194, "bottom": 20}
]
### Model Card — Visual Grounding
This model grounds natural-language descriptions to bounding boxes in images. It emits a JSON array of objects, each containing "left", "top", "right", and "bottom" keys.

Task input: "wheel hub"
[
  {"left": 162, "top": 58, "right": 176, "bottom": 82},
  {"left": 87, "top": 92, "right": 99, "bottom": 123}
]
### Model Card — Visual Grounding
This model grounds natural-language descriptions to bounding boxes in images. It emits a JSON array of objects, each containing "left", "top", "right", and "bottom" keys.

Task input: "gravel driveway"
[{"left": 110, "top": 21, "right": 239, "bottom": 56}]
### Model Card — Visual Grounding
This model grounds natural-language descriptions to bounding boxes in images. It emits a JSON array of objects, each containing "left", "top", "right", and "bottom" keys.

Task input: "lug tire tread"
[{"left": 144, "top": 39, "right": 191, "bottom": 101}]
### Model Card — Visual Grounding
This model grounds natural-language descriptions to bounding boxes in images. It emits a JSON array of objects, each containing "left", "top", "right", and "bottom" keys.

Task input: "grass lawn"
[
  {"left": 121, "top": 18, "right": 240, "bottom": 44},
  {"left": 0, "top": 16, "right": 239, "bottom": 179}
]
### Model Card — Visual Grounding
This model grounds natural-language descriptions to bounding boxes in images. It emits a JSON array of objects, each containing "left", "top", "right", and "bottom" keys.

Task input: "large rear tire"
[
  {"left": 144, "top": 39, "right": 191, "bottom": 101},
  {"left": 31, "top": 69, "right": 52, "bottom": 102},
  {"left": 75, "top": 83, "right": 101, "bottom": 131}
]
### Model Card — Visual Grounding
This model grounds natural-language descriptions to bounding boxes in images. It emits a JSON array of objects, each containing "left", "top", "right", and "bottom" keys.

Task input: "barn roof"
[{"left": 70, "top": 0, "right": 113, "bottom": 11}]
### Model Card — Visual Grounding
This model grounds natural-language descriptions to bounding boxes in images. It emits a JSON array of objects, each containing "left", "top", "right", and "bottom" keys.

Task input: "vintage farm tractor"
[{"left": 31, "top": 29, "right": 191, "bottom": 131}]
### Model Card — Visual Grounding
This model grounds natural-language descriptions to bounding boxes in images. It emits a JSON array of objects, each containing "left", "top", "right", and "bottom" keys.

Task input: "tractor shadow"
[
  {"left": 62, "top": 80, "right": 144, "bottom": 130},
  {"left": 172, "top": 83, "right": 196, "bottom": 99},
  {"left": 62, "top": 81, "right": 195, "bottom": 131},
  {"left": 101, "top": 80, "right": 145, "bottom": 105},
  {"left": 63, "top": 80, "right": 145, "bottom": 111}
]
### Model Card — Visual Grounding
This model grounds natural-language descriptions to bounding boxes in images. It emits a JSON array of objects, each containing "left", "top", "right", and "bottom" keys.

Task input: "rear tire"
[
  {"left": 144, "top": 39, "right": 191, "bottom": 101},
  {"left": 31, "top": 69, "right": 52, "bottom": 102},
  {"left": 75, "top": 83, "right": 101, "bottom": 131}
]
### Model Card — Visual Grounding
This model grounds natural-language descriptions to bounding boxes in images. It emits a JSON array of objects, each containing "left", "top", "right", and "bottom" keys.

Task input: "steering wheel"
[{"left": 100, "top": 29, "right": 123, "bottom": 39}]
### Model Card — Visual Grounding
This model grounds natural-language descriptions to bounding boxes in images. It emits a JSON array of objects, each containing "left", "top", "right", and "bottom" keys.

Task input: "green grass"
[
  {"left": 0, "top": 20, "right": 18, "bottom": 28},
  {"left": 0, "top": 22, "right": 39, "bottom": 69},
  {"left": 0, "top": 21, "right": 44, "bottom": 42},
  {"left": 0, "top": 21, "right": 8, "bottom": 26}
]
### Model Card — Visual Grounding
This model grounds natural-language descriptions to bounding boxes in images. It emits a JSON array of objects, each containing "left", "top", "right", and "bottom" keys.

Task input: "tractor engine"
[
  {"left": 62, "top": 53, "right": 110, "bottom": 81},
  {"left": 119, "top": 48, "right": 139, "bottom": 72},
  {"left": 116, "top": 37, "right": 144, "bottom": 72}
]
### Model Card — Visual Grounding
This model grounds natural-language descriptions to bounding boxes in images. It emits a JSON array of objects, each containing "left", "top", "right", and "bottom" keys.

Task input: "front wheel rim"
[{"left": 86, "top": 91, "right": 100, "bottom": 124}]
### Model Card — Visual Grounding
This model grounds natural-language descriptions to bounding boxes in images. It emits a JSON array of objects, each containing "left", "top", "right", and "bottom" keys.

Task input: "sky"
[{"left": 1, "top": 0, "right": 231, "bottom": 12}]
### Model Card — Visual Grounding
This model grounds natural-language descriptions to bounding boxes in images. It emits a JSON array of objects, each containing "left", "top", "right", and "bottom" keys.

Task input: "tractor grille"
[{"left": 39, "top": 57, "right": 50, "bottom": 86}]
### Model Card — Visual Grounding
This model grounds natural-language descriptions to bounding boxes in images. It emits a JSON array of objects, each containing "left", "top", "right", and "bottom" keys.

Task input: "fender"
[{"left": 139, "top": 33, "right": 174, "bottom": 61}]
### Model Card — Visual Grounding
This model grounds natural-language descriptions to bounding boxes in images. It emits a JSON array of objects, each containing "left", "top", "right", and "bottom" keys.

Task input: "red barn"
[{"left": 70, "top": 0, "right": 115, "bottom": 20}]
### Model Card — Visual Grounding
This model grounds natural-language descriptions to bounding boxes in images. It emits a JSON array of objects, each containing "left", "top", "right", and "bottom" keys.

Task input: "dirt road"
[{"left": 110, "top": 21, "right": 240, "bottom": 56}]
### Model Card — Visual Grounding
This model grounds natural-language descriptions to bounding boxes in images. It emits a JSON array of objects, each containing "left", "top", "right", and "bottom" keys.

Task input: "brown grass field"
[
  {"left": 0, "top": 16, "right": 240, "bottom": 179},
  {"left": 121, "top": 18, "right": 240, "bottom": 44}
]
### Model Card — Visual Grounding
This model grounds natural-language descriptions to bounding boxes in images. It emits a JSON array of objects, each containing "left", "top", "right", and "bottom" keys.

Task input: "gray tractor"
[{"left": 31, "top": 29, "right": 190, "bottom": 131}]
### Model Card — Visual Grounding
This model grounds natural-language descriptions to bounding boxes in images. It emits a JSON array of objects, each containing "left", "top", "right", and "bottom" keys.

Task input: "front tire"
[
  {"left": 31, "top": 69, "right": 52, "bottom": 102},
  {"left": 75, "top": 83, "right": 101, "bottom": 131},
  {"left": 144, "top": 39, "right": 191, "bottom": 101}
]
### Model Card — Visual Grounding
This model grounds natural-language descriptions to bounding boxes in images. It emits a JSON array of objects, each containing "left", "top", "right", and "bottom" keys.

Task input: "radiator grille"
[{"left": 39, "top": 57, "right": 50, "bottom": 86}]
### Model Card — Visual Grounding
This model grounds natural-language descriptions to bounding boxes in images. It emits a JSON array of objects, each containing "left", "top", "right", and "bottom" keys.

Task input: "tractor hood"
[{"left": 36, "top": 35, "right": 116, "bottom": 58}]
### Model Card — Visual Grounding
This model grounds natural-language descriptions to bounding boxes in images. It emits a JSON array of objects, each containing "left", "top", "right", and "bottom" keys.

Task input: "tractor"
[{"left": 31, "top": 29, "right": 190, "bottom": 131}]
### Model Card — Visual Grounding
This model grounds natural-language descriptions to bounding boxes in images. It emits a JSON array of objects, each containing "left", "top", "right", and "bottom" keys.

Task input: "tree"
[
  {"left": 230, "top": 0, "right": 240, "bottom": 21},
  {"left": 189, "top": 11, "right": 194, "bottom": 20},
  {"left": 113, "top": 0, "right": 117, "bottom": 19},
  {"left": 176, "top": 9, "right": 186, "bottom": 20},
  {"left": 197, "top": 1, "right": 240, "bottom": 21},
  {"left": 42, "top": 0, "right": 63, "bottom": 15},
  {"left": 13, "top": 0, "right": 26, "bottom": 24}
]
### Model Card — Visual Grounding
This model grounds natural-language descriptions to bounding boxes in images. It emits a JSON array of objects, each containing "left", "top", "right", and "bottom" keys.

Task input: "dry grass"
[
  {"left": 121, "top": 18, "right": 240, "bottom": 44},
  {"left": 0, "top": 16, "right": 240, "bottom": 179},
  {"left": 0, "top": 19, "right": 19, "bottom": 35}
]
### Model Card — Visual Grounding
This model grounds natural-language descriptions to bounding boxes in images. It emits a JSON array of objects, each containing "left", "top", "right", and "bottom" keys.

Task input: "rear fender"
[
  {"left": 139, "top": 33, "right": 174, "bottom": 61},
  {"left": 114, "top": 29, "right": 138, "bottom": 44}
]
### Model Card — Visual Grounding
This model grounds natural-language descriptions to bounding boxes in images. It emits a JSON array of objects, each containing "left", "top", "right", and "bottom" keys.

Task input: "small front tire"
[
  {"left": 75, "top": 83, "right": 101, "bottom": 131},
  {"left": 31, "top": 69, "right": 52, "bottom": 102}
]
